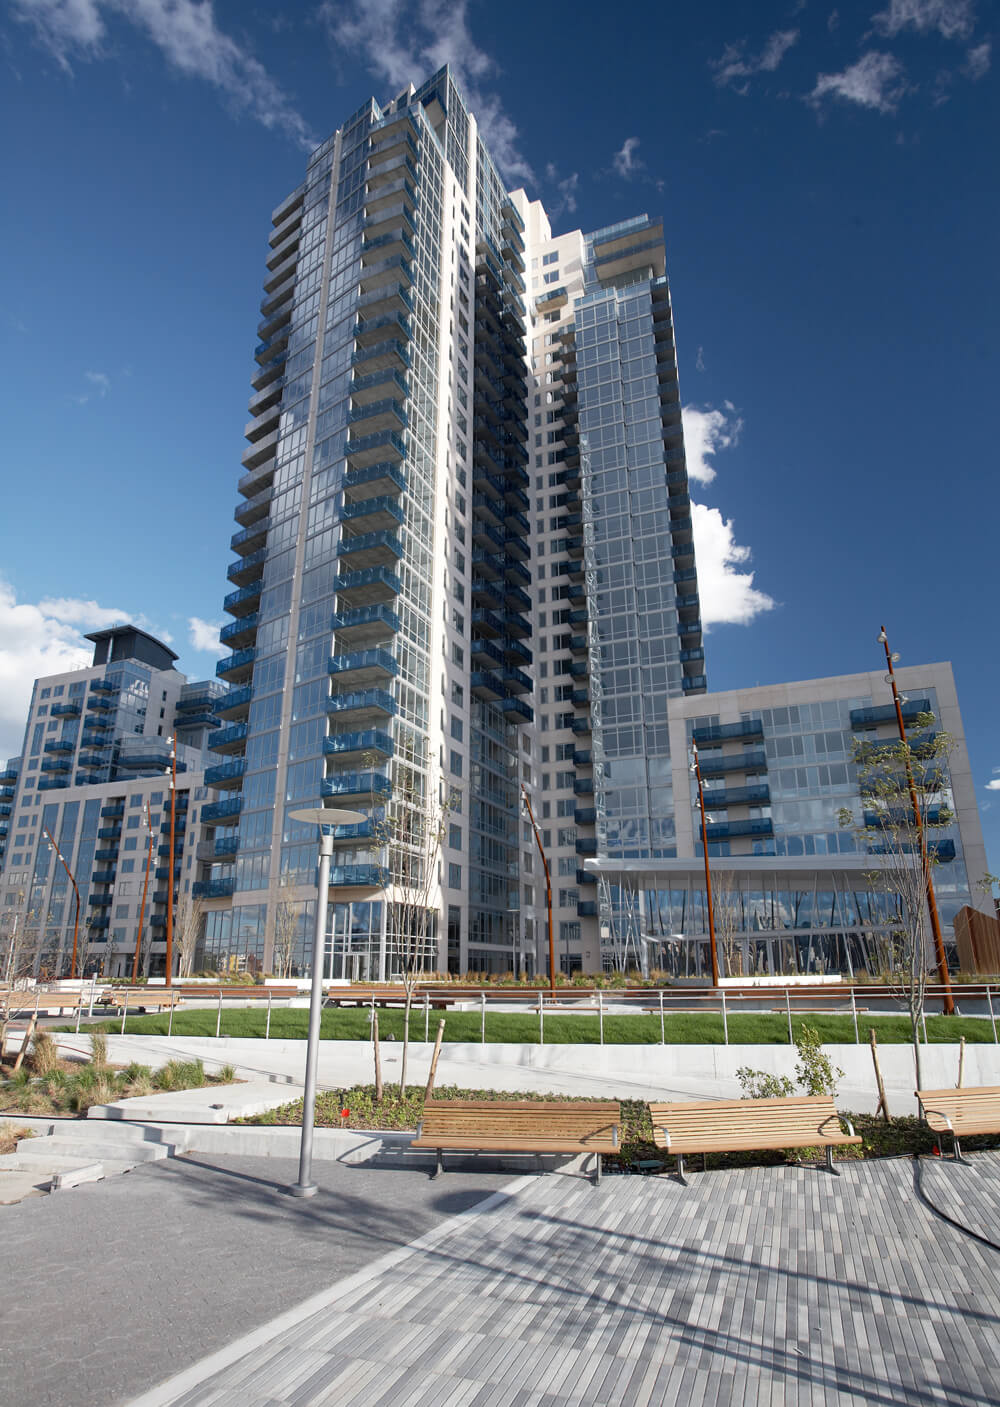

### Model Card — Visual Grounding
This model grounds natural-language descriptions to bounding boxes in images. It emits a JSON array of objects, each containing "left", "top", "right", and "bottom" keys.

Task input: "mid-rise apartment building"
[{"left": 0, "top": 627, "right": 223, "bottom": 978}]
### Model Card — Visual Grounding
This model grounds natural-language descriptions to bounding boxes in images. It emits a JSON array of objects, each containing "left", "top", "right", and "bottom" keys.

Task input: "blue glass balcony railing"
[
  {"left": 217, "top": 684, "right": 253, "bottom": 716},
  {"left": 216, "top": 648, "right": 256, "bottom": 680},
  {"left": 214, "top": 835, "right": 240, "bottom": 857},
  {"left": 344, "top": 461, "right": 406, "bottom": 497},
  {"left": 331, "top": 603, "right": 399, "bottom": 637},
  {"left": 193, "top": 878, "right": 236, "bottom": 899},
  {"left": 322, "top": 773, "right": 392, "bottom": 801},
  {"left": 208, "top": 722, "right": 248, "bottom": 751},
  {"left": 697, "top": 748, "right": 768, "bottom": 776},
  {"left": 202, "top": 797, "right": 243, "bottom": 823},
  {"left": 326, "top": 689, "right": 397, "bottom": 720},
  {"left": 350, "top": 368, "right": 409, "bottom": 400},
  {"left": 223, "top": 580, "right": 263, "bottom": 613},
  {"left": 330, "top": 864, "right": 383, "bottom": 887},
  {"left": 51, "top": 701, "right": 82, "bottom": 717},
  {"left": 337, "top": 530, "right": 403, "bottom": 564},
  {"left": 692, "top": 720, "right": 764, "bottom": 746},
  {"left": 328, "top": 648, "right": 398, "bottom": 681},
  {"left": 324, "top": 729, "right": 394, "bottom": 761},
  {"left": 220, "top": 613, "right": 258, "bottom": 646},
  {"left": 336, "top": 565, "right": 402, "bottom": 599},
  {"left": 345, "top": 428, "right": 406, "bottom": 463},
  {"left": 850, "top": 700, "right": 932, "bottom": 729},
  {"left": 204, "top": 759, "right": 246, "bottom": 787}
]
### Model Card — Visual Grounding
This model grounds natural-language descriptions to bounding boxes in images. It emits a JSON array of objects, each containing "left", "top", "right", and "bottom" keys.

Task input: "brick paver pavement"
[{"left": 133, "top": 1151, "right": 1000, "bottom": 1406}]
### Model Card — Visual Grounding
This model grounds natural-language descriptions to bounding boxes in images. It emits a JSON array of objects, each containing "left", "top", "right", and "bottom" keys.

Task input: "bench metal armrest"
[
  {"left": 657, "top": 1126, "right": 672, "bottom": 1150},
  {"left": 819, "top": 1112, "right": 855, "bottom": 1139},
  {"left": 613, "top": 1125, "right": 619, "bottom": 1150},
  {"left": 415, "top": 1120, "right": 423, "bottom": 1140},
  {"left": 918, "top": 1105, "right": 954, "bottom": 1133}
]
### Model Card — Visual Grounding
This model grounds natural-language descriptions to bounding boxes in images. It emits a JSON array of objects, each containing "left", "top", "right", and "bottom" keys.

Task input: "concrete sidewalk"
[{"left": 129, "top": 1151, "right": 1000, "bottom": 1407}]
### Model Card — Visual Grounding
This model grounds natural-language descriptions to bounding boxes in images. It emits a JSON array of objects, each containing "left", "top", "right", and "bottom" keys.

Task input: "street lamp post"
[
  {"left": 690, "top": 744, "right": 721, "bottom": 988},
  {"left": 44, "top": 829, "right": 81, "bottom": 979},
  {"left": 287, "top": 805, "right": 364, "bottom": 1199},
  {"left": 877, "top": 626, "right": 955, "bottom": 1015}
]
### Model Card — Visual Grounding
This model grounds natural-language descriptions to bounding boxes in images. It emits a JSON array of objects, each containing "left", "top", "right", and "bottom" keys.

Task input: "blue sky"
[{"left": 2, "top": 0, "right": 998, "bottom": 868}]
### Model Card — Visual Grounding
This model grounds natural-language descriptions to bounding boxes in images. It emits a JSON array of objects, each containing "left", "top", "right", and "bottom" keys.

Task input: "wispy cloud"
[
  {"left": 679, "top": 403, "right": 775, "bottom": 629},
  {"left": 322, "top": 0, "right": 534, "bottom": 183},
  {"left": 544, "top": 164, "right": 579, "bottom": 219},
  {"left": 612, "top": 137, "right": 643, "bottom": 179},
  {"left": 872, "top": 0, "right": 977, "bottom": 40},
  {"left": 986, "top": 779, "right": 1000, "bottom": 791},
  {"left": 13, "top": 0, "right": 315, "bottom": 149},
  {"left": 963, "top": 39, "right": 991, "bottom": 78},
  {"left": 188, "top": 616, "right": 225, "bottom": 655},
  {"left": 711, "top": 28, "right": 800, "bottom": 91},
  {"left": 809, "top": 51, "right": 907, "bottom": 113},
  {"left": 695, "top": 347, "right": 706, "bottom": 373},
  {"left": 85, "top": 369, "right": 110, "bottom": 395}
]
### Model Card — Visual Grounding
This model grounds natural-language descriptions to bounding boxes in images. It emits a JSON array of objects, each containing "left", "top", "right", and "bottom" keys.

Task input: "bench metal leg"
[
  {"left": 594, "top": 1152, "right": 602, "bottom": 1186},
  {"left": 702, "top": 1152, "right": 708, "bottom": 1174},
  {"left": 953, "top": 1136, "right": 963, "bottom": 1163},
  {"left": 675, "top": 1153, "right": 687, "bottom": 1186},
  {"left": 432, "top": 1148, "right": 443, "bottom": 1179},
  {"left": 825, "top": 1146, "right": 840, "bottom": 1176}
]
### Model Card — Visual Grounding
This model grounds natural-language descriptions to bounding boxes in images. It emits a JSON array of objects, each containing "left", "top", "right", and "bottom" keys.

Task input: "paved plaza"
[{"left": 5, "top": 1147, "right": 1000, "bottom": 1405}]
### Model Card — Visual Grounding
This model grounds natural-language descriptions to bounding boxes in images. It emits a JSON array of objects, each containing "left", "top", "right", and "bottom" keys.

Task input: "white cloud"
[
  {"left": 986, "top": 779, "right": 1000, "bottom": 791},
  {"left": 872, "top": 0, "right": 977, "bottom": 40},
  {"left": 681, "top": 403, "right": 744, "bottom": 485},
  {"left": 691, "top": 502, "right": 776, "bottom": 628},
  {"left": 545, "top": 165, "right": 579, "bottom": 218},
  {"left": 84, "top": 370, "right": 110, "bottom": 396},
  {"left": 612, "top": 137, "right": 642, "bottom": 179},
  {"left": 711, "top": 28, "right": 799, "bottom": 89},
  {"left": 13, "top": 0, "right": 315, "bottom": 149},
  {"left": 188, "top": 616, "right": 225, "bottom": 655},
  {"left": 321, "top": 0, "right": 534, "bottom": 183},
  {"left": 0, "top": 580, "right": 143, "bottom": 760},
  {"left": 810, "top": 51, "right": 907, "bottom": 112},
  {"left": 695, "top": 346, "right": 706, "bottom": 373},
  {"left": 964, "top": 39, "right": 991, "bottom": 78}
]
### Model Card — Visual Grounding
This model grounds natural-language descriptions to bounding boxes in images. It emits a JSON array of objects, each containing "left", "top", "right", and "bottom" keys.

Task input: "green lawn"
[{"left": 66, "top": 1007, "right": 998, "bottom": 1045}]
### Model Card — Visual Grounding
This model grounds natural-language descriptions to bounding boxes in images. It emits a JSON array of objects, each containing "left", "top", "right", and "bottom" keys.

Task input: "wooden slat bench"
[
  {"left": 411, "top": 1100, "right": 621, "bottom": 1184},
  {"left": 96, "top": 990, "right": 182, "bottom": 1013},
  {"left": 916, "top": 1085, "right": 1000, "bottom": 1161},
  {"left": 649, "top": 1095, "right": 861, "bottom": 1182}
]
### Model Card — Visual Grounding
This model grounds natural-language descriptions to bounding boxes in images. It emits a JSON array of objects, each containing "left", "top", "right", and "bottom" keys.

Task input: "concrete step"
[
  {"left": 0, "top": 1151, "right": 135, "bottom": 1176},
  {"left": 25, "top": 1135, "right": 176, "bottom": 1163}
]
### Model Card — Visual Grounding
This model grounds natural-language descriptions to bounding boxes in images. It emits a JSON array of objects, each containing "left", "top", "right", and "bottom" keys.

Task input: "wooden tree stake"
[
  {"left": 424, "top": 1019, "right": 446, "bottom": 1102},
  {"left": 869, "top": 1028, "right": 890, "bottom": 1122}
]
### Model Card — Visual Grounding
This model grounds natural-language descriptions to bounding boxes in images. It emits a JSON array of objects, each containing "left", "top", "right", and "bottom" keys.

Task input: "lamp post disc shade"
[{"left": 289, "top": 806, "right": 366, "bottom": 827}]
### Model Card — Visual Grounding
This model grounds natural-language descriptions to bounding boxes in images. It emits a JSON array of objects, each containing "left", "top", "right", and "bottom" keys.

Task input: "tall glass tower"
[{"left": 200, "top": 66, "right": 702, "bottom": 978}]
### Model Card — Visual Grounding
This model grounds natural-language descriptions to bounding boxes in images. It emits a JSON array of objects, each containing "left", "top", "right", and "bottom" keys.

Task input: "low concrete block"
[{"left": 51, "top": 1162, "right": 105, "bottom": 1191}]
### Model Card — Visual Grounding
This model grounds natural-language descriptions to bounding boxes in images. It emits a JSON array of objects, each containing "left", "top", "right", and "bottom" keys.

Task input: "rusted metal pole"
[
  {"left": 522, "top": 787, "right": 556, "bottom": 995},
  {"left": 691, "top": 746, "right": 721, "bottom": 988},
  {"left": 879, "top": 627, "right": 954, "bottom": 1014}
]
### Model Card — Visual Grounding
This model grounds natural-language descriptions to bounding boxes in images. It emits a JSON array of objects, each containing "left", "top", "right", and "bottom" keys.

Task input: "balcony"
[
  {"left": 471, "top": 637, "right": 503, "bottom": 670},
  {"left": 219, "top": 614, "right": 258, "bottom": 650},
  {"left": 331, "top": 603, "right": 399, "bottom": 646},
  {"left": 572, "top": 718, "right": 592, "bottom": 736},
  {"left": 204, "top": 758, "right": 246, "bottom": 790},
  {"left": 345, "top": 429, "right": 406, "bottom": 473},
  {"left": 574, "top": 778, "right": 594, "bottom": 796},
  {"left": 573, "top": 750, "right": 592, "bottom": 767},
  {"left": 502, "top": 667, "right": 531, "bottom": 694},
  {"left": 227, "top": 547, "right": 267, "bottom": 586},
  {"left": 81, "top": 730, "right": 110, "bottom": 748},
  {"left": 89, "top": 893, "right": 113, "bottom": 908},
  {"left": 327, "top": 689, "right": 397, "bottom": 725},
  {"left": 192, "top": 878, "right": 237, "bottom": 900},
  {"left": 100, "top": 803, "right": 125, "bottom": 818},
  {"left": 224, "top": 580, "right": 263, "bottom": 618},
  {"left": 356, "top": 283, "right": 413, "bottom": 321},
  {"left": 503, "top": 697, "right": 533, "bottom": 723},
  {"left": 572, "top": 690, "right": 591, "bottom": 708},
  {"left": 329, "top": 865, "right": 383, "bottom": 890},
  {"left": 0, "top": 767, "right": 18, "bottom": 782},
  {"left": 850, "top": 699, "right": 932, "bottom": 729},
  {"left": 216, "top": 684, "right": 253, "bottom": 720},
  {"left": 344, "top": 461, "right": 405, "bottom": 502},
  {"left": 697, "top": 748, "right": 768, "bottom": 777},
  {"left": 348, "top": 395, "right": 407, "bottom": 437},
  {"left": 361, "top": 227, "right": 416, "bottom": 262},
  {"left": 351, "top": 338, "right": 410, "bottom": 375},
  {"left": 234, "top": 487, "right": 272, "bottom": 528},
  {"left": 341, "top": 497, "right": 405, "bottom": 536},
  {"left": 51, "top": 701, "right": 81, "bottom": 717},
  {"left": 208, "top": 721, "right": 248, "bottom": 755},
  {"left": 329, "top": 648, "right": 398, "bottom": 688},
  {"left": 322, "top": 772, "right": 392, "bottom": 805},
  {"left": 336, "top": 565, "right": 401, "bottom": 608},
  {"left": 358, "top": 253, "right": 413, "bottom": 296},
  {"left": 575, "top": 808, "right": 597, "bottom": 826},
  {"left": 354, "top": 311, "right": 410, "bottom": 350},
  {"left": 700, "top": 784, "right": 771, "bottom": 808},
  {"left": 576, "top": 837, "right": 597, "bottom": 857},
  {"left": 91, "top": 870, "right": 117, "bottom": 886},
  {"left": 705, "top": 819, "right": 774, "bottom": 841},
  {"left": 44, "top": 739, "right": 76, "bottom": 754},
  {"left": 97, "top": 825, "right": 122, "bottom": 840},
  {"left": 350, "top": 366, "right": 408, "bottom": 405},
  {"left": 216, "top": 648, "right": 256, "bottom": 684},
  {"left": 682, "top": 675, "right": 708, "bottom": 693},
  {"left": 364, "top": 175, "right": 417, "bottom": 215},
  {"left": 577, "top": 901, "right": 598, "bottom": 918},
  {"left": 337, "top": 530, "right": 403, "bottom": 571},
  {"left": 230, "top": 519, "right": 269, "bottom": 556},
  {"left": 692, "top": 720, "right": 764, "bottom": 746},
  {"left": 471, "top": 671, "right": 505, "bottom": 701},
  {"left": 324, "top": 729, "right": 394, "bottom": 766},
  {"left": 202, "top": 797, "right": 243, "bottom": 825},
  {"left": 40, "top": 758, "right": 71, "bottom": 773}
]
